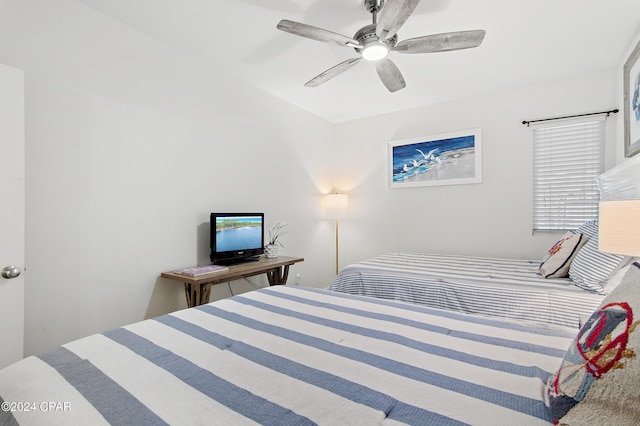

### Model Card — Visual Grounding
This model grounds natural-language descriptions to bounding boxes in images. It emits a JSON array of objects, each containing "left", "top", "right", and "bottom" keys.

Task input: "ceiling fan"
[{"left": 276, "top": 0, "right": 485, "bottom": 92}]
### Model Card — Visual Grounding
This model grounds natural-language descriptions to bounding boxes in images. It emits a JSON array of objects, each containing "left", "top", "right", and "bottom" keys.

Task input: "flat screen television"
[{"left": 210, "top": 213, "right": 264, "bottom": 265}]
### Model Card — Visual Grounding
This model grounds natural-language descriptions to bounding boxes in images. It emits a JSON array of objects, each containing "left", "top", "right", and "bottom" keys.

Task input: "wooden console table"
[{"left": 161, "top": 256, "right": 304, "bottom": 308}]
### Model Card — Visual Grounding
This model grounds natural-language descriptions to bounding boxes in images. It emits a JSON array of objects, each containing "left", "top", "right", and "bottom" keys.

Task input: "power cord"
[
  {"left": 243, "top": 277, "right": 263, "bottom": 289},
  {"left": 227, "top": 277, "right": 264, "bottom": 297}
]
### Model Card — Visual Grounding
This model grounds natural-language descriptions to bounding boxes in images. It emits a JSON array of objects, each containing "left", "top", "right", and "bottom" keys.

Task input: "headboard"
[{"left": 597, "top": 155, "right": 640, "bottom": 200}]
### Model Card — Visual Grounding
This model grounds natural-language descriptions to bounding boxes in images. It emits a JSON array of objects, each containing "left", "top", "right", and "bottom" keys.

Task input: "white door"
[{"left": 0, "top": 63, "right": 25, "bottom": 370}]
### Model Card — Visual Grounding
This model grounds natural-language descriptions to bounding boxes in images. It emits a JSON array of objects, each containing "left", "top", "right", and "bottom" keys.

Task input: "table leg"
[
  {"left": 200, "top": 282, "right": 212, "bottom": 305},
  {"left": 184, "top": 282, "right": 212, "bottom": 307},
  {"left": 266, "top": 265, "right": 291, "bottom": 286}
]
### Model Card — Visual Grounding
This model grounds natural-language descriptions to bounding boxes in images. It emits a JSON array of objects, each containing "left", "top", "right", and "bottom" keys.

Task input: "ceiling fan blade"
[
  {"left": 277, "top": 20, "right": 361, "bottom": 47},
  {"left": 304, "top": 57, "right": 362, "bottom": 87},
  {"left": 376, "top": 0, "right": 421, "bottom": 39},
  {"left": 394, "top": 30, "right": 486, "bottom": 53},
  {"left": 375, "top": 58, "right": 406, "bottom": 92}
]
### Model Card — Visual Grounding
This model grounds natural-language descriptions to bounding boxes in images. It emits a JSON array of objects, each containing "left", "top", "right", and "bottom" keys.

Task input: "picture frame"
[
  {"left": 624, "top": 39, "right": 640, "bottom": 158},
  {"left": 388, "top": 128, "right": 482, "bottom": 189}
]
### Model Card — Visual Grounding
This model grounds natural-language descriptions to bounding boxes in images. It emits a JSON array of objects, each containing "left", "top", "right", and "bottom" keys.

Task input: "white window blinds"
[{"left": 532, "top": 117, "right": 605, "bottom": 233}]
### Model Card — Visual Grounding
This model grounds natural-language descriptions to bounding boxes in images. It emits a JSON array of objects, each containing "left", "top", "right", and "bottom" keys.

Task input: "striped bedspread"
[
  {"left": 0, "top": 286, "right": 575, "bottom": 425},
  {"left": 330, "top": 252, "right": 605, "bottom": 328}
]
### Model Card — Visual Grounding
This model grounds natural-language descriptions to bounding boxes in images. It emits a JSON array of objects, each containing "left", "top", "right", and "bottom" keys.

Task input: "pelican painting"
[{"left": 388, "top": 128, "right": 483, "bottom": 188}]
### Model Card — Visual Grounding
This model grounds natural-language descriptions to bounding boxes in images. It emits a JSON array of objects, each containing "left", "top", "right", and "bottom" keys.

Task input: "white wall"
[
  {"left": 0, "top": 0, "right": 337, "bottom": 356},
  {"left": 333, "top": 70, "right": 620, "bottom": 266}
]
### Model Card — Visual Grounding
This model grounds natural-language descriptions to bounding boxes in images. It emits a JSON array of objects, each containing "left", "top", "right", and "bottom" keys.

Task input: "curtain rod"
[{"left": 522, "top": 108, "right": 619, "bottom": 127}]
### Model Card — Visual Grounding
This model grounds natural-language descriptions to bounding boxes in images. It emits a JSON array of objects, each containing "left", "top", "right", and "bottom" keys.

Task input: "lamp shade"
[
  {"left": 598, "top": 200, "right": 640, "bottom": 256},
  {"left": 325, "top": 193, "right": 348, "bottom": 220}
]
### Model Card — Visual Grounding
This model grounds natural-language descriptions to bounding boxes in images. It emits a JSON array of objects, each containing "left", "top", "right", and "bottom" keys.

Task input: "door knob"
[{"left": 1, "top": 266, "right": 21, "bottom": 279}]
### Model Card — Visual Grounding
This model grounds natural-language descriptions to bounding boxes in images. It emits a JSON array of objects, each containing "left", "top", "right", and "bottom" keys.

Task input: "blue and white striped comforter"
[
  {"left": 329, "top": 253, "right": 605, "bottom": 329},
  {"left": 0, "top": 286, "right": 575, "bottom": 425}
]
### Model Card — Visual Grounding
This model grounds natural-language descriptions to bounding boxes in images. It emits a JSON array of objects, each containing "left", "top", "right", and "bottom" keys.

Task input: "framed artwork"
[
  {"left": 624, "top": 38, "right": 640, "bottom": 158},
  {"left": 388, "top": 128, "right": 482, "bottom": 189}
]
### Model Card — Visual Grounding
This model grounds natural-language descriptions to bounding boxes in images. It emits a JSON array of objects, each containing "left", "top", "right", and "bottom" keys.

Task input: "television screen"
[
  {"left": 210, "top": 213, "right": 264, "bottom": 264},
  {"left": 215, "top": 215, "right": 263, "bottom": 251}
]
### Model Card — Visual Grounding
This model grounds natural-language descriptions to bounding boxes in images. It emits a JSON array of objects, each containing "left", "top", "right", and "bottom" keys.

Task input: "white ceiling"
[{"left": 75, "top": 0, "right": 640, "bottom": 123}]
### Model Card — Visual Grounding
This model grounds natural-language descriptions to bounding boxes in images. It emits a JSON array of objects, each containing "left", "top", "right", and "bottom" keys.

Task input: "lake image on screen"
[{"left": 216, "top": 217, "right": 262, "bottom": 251}]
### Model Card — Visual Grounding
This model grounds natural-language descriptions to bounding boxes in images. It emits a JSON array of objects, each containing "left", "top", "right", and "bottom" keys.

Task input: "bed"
[
  {"left": 330, "top": 221, "right": 630, "bottom": 329},
  {"left": 329, "top": 252, "right": 606, "bottom": 329},
  {"left": 0, "top": 285, "right": 577, "bottom": 425}
]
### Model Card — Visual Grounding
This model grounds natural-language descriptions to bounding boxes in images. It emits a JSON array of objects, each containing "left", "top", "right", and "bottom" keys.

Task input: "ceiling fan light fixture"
[
  {"left": 276, "top": 0, "right": 485, "bottom": 92},
  {"left": 361, "top": 42, "right": 388, "bottom": 61}
]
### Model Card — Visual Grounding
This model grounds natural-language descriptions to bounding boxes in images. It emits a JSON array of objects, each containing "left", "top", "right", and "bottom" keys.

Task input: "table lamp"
[{"left": 598, "top": 200, "right": 640, "bottom": 256}]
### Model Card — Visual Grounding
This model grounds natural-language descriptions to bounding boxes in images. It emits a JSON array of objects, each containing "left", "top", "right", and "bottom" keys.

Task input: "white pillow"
[
  {"left": 602, "top": 259, "right": 639, "bottom": 293},
  {"left": 539, "top": 231, "right": 589, "bottom": 278},
  {"left": 569, "top": 221, "right": 628, "bottom": 294}
]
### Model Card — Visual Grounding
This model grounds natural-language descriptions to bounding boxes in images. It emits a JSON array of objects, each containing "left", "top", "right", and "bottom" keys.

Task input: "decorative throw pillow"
[
  {"left": 569, "top": 220, "right": 628, "bottom": 294},
  {"left": 547, "top": 261, "right": 640, "bottom": 425},
  {"left": 539, "top": 231, "right": 589, "bottom": 278}
]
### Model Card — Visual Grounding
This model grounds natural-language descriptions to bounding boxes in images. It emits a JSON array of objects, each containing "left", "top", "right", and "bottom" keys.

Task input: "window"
[{"left": 532, "top": 117, "right": 605, "bottom": 234}]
